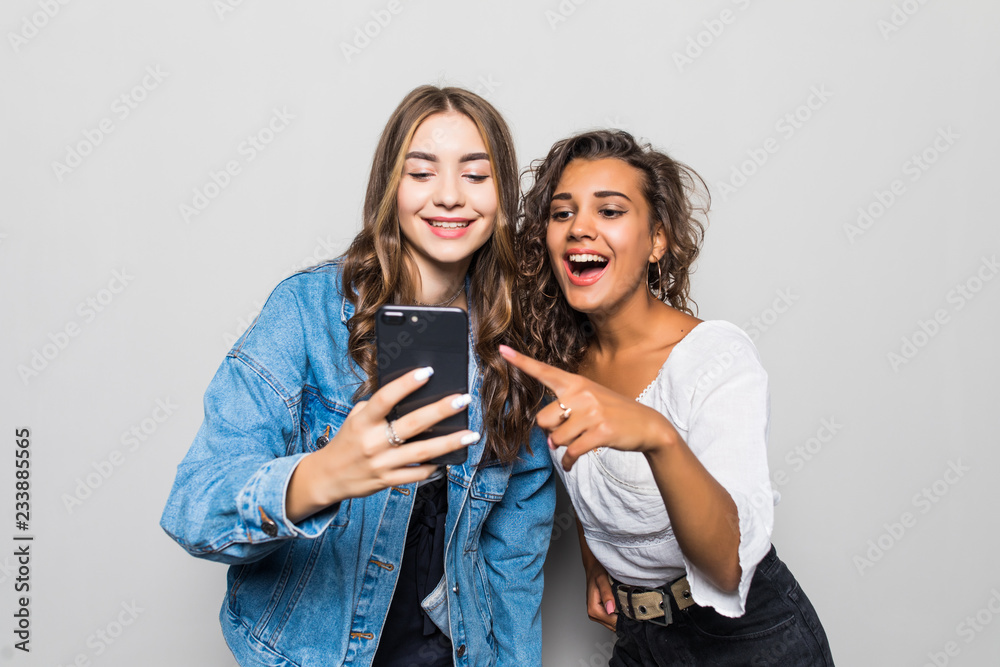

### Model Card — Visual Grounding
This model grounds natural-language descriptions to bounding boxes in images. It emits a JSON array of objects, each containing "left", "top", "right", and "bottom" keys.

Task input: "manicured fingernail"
[
  {"left": 547, "top": 436, "right": 554, "bottom": 450},
  {"left": 605, "top": 600, "right": 615, "bottom": 615},
  {"left": 414, "top": 367, "right": 434, "bottom": 381},
  {"left": 451, "top": 393, "right": 472, "bottom": 410},
  {"left": 498, "top": 344, "right": 515, "bottom": 359},
  {"left": 460, "top": 431, "right": 481, "bottom": 445}
]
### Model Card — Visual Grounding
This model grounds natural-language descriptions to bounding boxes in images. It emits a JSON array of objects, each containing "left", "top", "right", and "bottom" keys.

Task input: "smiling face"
[
  {"left": 546, "top": 157, "right": 666, "bottom": 315},
  {"left": 396, "top": 111, "right": 498, "bottom": 275}
]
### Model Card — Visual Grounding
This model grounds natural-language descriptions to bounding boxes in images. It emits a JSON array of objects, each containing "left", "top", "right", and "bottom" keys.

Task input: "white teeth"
[
  {"left": 430, "top": 221, "right": 470, "bottom": 229},
  {"left": 568, "top": 253, "right": 607, "bottom": 263}
]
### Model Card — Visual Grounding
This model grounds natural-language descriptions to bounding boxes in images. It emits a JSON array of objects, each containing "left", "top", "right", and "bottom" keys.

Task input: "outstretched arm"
[{"left": 499, "top": 344, "right": 741, "bottom": 592}]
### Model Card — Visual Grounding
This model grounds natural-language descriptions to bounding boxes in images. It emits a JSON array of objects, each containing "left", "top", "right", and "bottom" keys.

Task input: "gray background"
[{"left": 2, "top": 1, "right": 999, "bottom": 665}]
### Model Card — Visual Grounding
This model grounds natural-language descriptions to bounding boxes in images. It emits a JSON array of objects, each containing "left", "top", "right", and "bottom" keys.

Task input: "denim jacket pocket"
[
  {"left": 462, "top": 463, "right": 508, "bottom": 553},
  {"left": 297, "top": 387, "right": 352, "bottom": 528},
  {"left": 299, "top": 387, "right": 350, "bottom": 453}
]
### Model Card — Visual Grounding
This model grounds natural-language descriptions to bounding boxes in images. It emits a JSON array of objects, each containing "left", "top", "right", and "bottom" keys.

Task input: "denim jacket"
[{"left": 160, "top": 261, "right": 555, "bottom": 667}]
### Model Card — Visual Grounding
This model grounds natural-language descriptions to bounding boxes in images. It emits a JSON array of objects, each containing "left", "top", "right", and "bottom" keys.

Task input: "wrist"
[
  {"left": 641, "top": 411, "right": 682, "bottom": 461},
  {"left": 289, "top": 452, "right": 340, "bottom": 520}
]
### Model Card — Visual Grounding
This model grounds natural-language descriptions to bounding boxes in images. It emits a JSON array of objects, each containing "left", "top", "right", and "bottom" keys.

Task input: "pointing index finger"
[{"left": 498, "top": 345, "right": 569, "bottom": 395}]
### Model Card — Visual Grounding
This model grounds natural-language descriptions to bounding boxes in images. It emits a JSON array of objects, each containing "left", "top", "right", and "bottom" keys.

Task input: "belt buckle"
[
  {"left": 646, "top": 591, "right": 672, "bottom": 627},
  {"left": 615, "top": 583, "right": 673, "bottom": 627}
]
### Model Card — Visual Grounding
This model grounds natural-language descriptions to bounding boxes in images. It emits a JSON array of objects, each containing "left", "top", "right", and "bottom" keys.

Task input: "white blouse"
[{"left": 551, "top": 320, "right": 776, "bottom": 618}]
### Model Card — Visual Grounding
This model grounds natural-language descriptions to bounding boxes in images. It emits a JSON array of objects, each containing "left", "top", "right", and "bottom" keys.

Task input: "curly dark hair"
[
  {"left": 517, "top": 129, "right": 709, "bottom": 373},
  {"left": 340, "top": 85, "right": 541, "bottom": 464}
]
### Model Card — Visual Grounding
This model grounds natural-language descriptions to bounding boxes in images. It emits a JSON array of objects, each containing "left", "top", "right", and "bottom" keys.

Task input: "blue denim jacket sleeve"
[
  {"left": 160, "top": 284, "right": 345, "bottom": 564},
  {"left": 479, "top": 427, "right": 555, "bottom": 665}
]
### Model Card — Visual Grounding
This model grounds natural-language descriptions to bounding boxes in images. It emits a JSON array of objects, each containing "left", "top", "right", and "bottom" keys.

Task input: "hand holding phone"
[{"left": 285, "top": 365, "right": 478, "bottom": 521}]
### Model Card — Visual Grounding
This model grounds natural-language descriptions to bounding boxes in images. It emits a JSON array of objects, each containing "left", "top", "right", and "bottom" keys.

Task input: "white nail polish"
[
  {"left": 414, "top": 367, "right": 434, "bottom": 381},
  {"left": 451, "top": 393, "right": 471, "bottom": 410},
  {"left": 460, "top": 432, "right": 481, "bottom": 445}
]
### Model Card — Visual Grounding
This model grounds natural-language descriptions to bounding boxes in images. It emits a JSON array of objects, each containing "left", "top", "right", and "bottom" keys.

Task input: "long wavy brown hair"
[
  {"left": 340, "top": 86, "right": 539, "bottom": 463},
  {"left": 518, "top": 129, "right": 709, "bottom": 373}
]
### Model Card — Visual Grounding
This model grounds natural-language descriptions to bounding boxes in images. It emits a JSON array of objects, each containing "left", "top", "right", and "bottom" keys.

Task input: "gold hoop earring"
[{"left": 648, "top": 261, "right": 666, "bottom": 300}]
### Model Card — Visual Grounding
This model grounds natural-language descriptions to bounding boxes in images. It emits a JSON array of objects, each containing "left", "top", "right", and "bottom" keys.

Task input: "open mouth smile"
[{"left": 563, "top": 251, "right": 610, "bottom": 286}]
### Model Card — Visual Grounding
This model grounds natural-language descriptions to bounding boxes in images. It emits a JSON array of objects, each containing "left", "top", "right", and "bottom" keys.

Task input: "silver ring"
[
  {"left": 385, "top": 420, "right": 405, "bottom": 447},
  {"left": 558, "top": 402, "right": 572, "bottom": 422}
]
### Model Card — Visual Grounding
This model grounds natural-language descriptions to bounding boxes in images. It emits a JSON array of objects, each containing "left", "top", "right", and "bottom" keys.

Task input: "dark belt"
[{"left": 610, "top": 575, "right": 695, "bottom": 627}]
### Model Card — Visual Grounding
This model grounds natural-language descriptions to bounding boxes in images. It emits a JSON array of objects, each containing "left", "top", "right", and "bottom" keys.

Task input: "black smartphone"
[{"left": 376, "top": 305, "right": 469, "bottom": 465}]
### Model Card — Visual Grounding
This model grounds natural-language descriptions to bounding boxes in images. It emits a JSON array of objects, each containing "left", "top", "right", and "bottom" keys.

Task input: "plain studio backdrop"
[{"left": 2, "top": 1, "right": 999, "bottom": 665}]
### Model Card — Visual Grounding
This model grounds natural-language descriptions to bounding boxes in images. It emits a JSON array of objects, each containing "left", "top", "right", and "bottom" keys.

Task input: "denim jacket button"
[
  {"left": 258, "top": 507, "right": 279, "bottom": 537},
  {"left": 452, "top": 584, "right": 459, "bottom": 595},
  {"left": 456, "top": 644, "right": 466, "bottom": 657}
]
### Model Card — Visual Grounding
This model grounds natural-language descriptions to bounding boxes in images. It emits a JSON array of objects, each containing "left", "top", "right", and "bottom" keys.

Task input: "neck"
[
  {"left": 585, "top": 288, "right": 670, "bottom": 357},
  {"left": 410, "top": 254, "right": 471, "bottom": 308}
]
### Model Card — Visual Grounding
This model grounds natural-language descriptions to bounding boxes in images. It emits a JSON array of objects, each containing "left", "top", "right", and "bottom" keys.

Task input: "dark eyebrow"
[
  {"left": 594, "top": 190, "right": 632, "bottom": 201},
  {"left": 405, "top": 151, "right": 436, "bottom": 161},
  {"left": 460, "top": 152, "right": 490, "bottom": 163},
  {"left": 551, "top": 192, "right": 572, "bottom": 202}
]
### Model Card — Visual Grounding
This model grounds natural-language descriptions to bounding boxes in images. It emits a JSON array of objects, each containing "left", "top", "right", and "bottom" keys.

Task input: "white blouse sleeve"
[{"left": 674, "top": 323, "right": 774, "bottom": 617}]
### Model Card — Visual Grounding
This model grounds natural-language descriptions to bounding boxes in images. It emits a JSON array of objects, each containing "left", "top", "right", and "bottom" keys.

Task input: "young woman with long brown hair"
[
  {"left": 161, "top": 86, "right": 554, "bottom": 667},
  {"left": 503, "top": 130, "right": 834, "bottom": 665}
]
